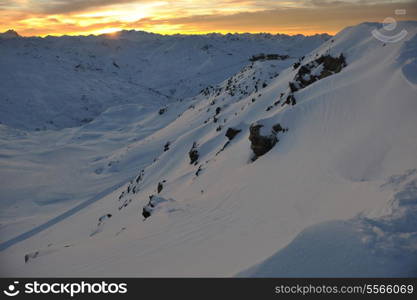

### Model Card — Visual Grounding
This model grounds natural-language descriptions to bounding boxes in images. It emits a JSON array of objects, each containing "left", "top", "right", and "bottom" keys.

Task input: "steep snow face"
[
  {"left": 0, "top": 48, "right": 296, "bottom": 243},
  {"left": 0, "top": 31, "right": 329, "bottom": 131},
  {"left": 0, "top": 22, "right": 416, "bottom": 277},
  {"left": 240, "top": 170, "right": 417, "bottom": 277}
]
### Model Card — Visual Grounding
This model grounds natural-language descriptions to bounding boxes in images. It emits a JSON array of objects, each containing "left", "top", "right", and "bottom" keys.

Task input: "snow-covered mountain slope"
[
  {"left": 240, "top": 170, "right": 417, "bottom": 277},
  {"left": 0, "top": 54, "right": 295, "bottom": 244},
  {"left": 0, "top": 30, "right": 328, "bottom": 130},
  {"left": 1, "top": 22, "right": 416, "bottom": 277}
]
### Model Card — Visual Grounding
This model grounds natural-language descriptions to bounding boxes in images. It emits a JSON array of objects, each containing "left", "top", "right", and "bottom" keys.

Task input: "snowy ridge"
[
  {"left": 0, "top": 31, "right": 328, "bottom": 242},
  {"left": 0, "top": 22, "right": 416, "bottom": 276},
  {"left": 0, "top": 30, "right": 328, "bottom": 130}
]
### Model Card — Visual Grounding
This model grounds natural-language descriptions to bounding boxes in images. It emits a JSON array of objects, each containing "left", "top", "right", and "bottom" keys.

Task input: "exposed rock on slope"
[
  {"left": 189, "top": 142, "right": 199, "bottom": 165},
  {"left": 290, "top": 54, "right": 347, "bottom": 92},
  {"left": 225, "top": 127, "right": 241, "bottom": 141},
  {"left": 142, "top": 195, "right": 171, "bottom": 219},
  {"left": 249, "top": 123, "right": 280, "bottom": 160}
]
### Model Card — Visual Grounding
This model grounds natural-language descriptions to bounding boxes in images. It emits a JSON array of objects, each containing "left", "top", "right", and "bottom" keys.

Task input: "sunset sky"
[{"left": 0, "top": 0, "right": 416, "bottom": 36}]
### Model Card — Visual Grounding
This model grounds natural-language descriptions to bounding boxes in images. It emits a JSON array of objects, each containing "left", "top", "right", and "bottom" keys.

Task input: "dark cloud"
[
  {"left": 29, "top": 0, "right": 148, "bottom": 14},
  {"left": 309, "top": 0, "right": 414, "bottom": 6},
  {"left": 0, "top": 0, "right": 20, "bottom": 10},
  {"left": 5, "top": 0, "right": 417, "bottom": 14}
]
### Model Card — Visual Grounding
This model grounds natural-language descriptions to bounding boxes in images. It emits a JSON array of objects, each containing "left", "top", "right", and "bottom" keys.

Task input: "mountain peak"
[{"left": 0, "top": 29, "right": 20, "bottom": 38}]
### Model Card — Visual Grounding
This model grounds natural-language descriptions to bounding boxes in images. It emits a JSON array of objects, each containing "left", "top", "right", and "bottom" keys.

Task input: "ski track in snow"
[{"left": 0, "top": 180, "right": 126, "bottom": 251}]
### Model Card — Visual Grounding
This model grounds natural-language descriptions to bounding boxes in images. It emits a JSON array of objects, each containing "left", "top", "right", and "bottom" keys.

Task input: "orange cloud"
[
  {"left": 137, "top": 2, "right": 417, "bottom": 35},
  {"left": 0, "top": 0, "right": 416, "bottom": 36}
]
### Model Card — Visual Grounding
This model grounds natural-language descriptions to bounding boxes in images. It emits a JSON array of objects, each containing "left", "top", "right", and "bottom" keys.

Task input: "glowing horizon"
[{"left": 1, "top": 0, "right": 416, "bottom": 37}]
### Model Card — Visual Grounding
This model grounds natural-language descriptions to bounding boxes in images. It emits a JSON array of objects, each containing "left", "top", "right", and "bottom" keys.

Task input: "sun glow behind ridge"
[{"left": 0, "top": 0, "right": 415, "bottom": 37}]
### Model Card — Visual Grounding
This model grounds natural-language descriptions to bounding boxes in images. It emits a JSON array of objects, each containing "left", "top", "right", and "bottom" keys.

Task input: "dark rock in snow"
[
  {"left": 292, "top": 54, "right": 347, "bottom": 91},
  {"left": 142, "top": 207, "right": 151, "bottom": 219},
  {"left": 142, "top": 195, "right": 170, "bottom": 220},
  {"left": 135, "top": 170, "right": 144, "bottom": 183},
  {"left": 164, "top": 141, "right": 170, "bottom": 152},
  {"left": 284, "top": 94, "right": 296, "bottom": 106},
  {"left": 249, "top": 123, "right": 278, "bottom": 160},
  {"left": 250, "top": 53, "right": 289, "bottom": 62},
  {"left": 319, "top": 54, "right": 346, "bottom": 73},
  {"left": 195, "top": 165, "right": 203, "bottom": 176},
  {"left": 142, "top": 195, "right": 155, "bottom": 219},
  {"left": 272, "top": 123, "right": 283, "bottom": 133},
  {"left": 225, "top": 127, "right": 241, "bottom": 141},
  {"left": 189, "top": 142, "right": 199, "bottom": 165},
  {"left": 159, "top": 107, "right": 167, "bottom": 115},
  {"left": 289, "top": 82, "right": 299, "bottom": 93},
  {"left": 157, "top": 182, "right": 163, "bottom": 194},
  {"left": 24, "top": 251, "right": 39, "bottom": 263}
]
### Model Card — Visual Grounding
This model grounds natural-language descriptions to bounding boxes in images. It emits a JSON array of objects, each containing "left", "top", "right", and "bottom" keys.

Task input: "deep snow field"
[
  {"left": 0, "top": 22, "right": 416, "bottom": 277},
  {"left": 0, "top": 30, "right": 327, "bottom": 243}
]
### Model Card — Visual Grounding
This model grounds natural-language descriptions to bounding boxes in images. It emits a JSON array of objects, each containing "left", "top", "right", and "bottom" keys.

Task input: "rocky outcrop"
[
  {"left": 290, "top": 54, "right": 347, "bottom": 92},
  {"left": 142, "top": 195, "right": 155, "bottom": 219},
  {"left": 142, "top": 207, "right": 152, "bottom": 219},
  {"left": 195, "top": 165, "right": 203, "bottom": 176},
  {"left": 272, "top": 123, "right": 283, "bottom": 133},
  {"left": 142, "top": 195, "right": 169, "bottom": 220},
  {"left": 225, "top": 127, "right": 241, "bottom": 141},
  {"left": 159, "top": 107, "right": 167, "bottom": 115},
  {"left": 117, "top": 170, "right": 144, "bottom": 211},
  {"left": 163, "top": 141, "right": 170, "bottom": 152},
  {"left": 284, "top": 94, "right": 296, "bottom": 106},
  {"left": 189, "top": 142, "right": 199, "bottom": 165},
  {"left": 250, "top": 53, "right": 289, "bottom": 62},
  {"left": 248, "top": 123, "right": 278, "bottom": 160},
  {"left": 24, "top": 251, "right": 39, "bottom": 263},
  {"left": 157, "top": 182, "right": 163, "bottom": 194}
]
